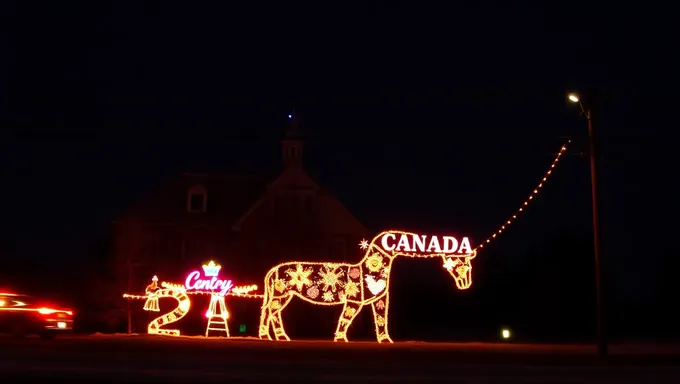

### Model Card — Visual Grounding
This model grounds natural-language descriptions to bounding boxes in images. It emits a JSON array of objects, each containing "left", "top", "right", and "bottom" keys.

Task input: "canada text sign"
[{"left": 379, "top": 232, "right": 473, "bottom": 255}]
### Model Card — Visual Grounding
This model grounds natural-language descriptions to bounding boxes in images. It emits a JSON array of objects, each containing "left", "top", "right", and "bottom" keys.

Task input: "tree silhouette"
[
  {"left": 517, "top": 230, "right": 595, "bottom": 341},
  {"left": 658, "top": 247, "right": 680, "bottom": 338},
  {"left": 76, "top": 239, "right": 127, "bottom": 333}
]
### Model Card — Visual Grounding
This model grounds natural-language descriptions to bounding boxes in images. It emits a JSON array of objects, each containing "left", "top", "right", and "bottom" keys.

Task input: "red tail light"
[{"left": 38, "top": 307, "right": 73, "bottom": 317}]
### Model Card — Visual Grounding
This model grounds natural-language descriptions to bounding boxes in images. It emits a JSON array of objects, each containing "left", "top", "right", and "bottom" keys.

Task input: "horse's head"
[{"left": 441, "top": 250, "right": 477, "bottom": 290}]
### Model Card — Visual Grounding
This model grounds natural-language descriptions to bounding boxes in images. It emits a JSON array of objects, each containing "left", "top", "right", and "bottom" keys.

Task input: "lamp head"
[{"left": 568, "top": 93, "right": 580, "bottom": 103}]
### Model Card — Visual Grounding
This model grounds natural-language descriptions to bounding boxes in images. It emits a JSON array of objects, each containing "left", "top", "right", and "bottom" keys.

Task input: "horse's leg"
[
  {"left": 334, "top": 301, "right": 363, "bottom": 342},
  {"left": 258, "top": 301, "right": 273, "bottom": 340},
  {"left": 371, "top": 297, "right": 393, "bottom": 343},
  {"left": 258, "top": 284, "right": 273, "bottom": 340},
  {"left": 270, "top": 295, "right": 293, "bottom": 341}
]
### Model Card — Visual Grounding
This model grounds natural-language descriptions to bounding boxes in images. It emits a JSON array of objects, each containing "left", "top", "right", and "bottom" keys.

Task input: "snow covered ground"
[{"left": 1, "top": 334, "right": 679, "bottom": 382}]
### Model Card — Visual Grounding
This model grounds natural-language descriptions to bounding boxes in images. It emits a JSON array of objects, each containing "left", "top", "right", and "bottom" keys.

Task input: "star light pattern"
[
  {"left": 258, "top": 230, "right": 477, "bottom": 343},
  {"left": 359, "top": 239, "right": 369, "bottom": 250}
]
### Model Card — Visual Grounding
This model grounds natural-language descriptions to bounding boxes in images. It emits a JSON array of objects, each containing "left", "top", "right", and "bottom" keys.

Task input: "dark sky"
[{"left": 2, "top": 3, "right": 675, "bottom": 303}]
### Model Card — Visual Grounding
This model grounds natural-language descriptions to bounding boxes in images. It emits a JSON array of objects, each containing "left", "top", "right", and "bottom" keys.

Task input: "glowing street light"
[
  {"left": 501, "top": 328, "right": 511, "bottom": 340},
  {"left": 568, "top": 91, "right": 606, "bottom": 357}
]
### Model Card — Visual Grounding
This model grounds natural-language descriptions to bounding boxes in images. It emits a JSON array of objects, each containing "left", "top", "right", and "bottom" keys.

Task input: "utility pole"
[
  {"left": 126, "top": 255, "right": 132, "bottom": 334},
  {"left": 586, "top": 108, "right": 607, "bottom": 357},
  {"left": 568, "top": 93, "right": 607, "bottom": 356}
]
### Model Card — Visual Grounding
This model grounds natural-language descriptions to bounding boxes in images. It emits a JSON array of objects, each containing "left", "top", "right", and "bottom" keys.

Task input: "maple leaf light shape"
[{"left": 286, "top": 264, "right": 313, "bottom": 291}]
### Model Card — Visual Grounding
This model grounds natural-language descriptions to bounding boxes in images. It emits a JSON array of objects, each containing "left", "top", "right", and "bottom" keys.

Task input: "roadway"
[{"left": 1, "top": 334, "right": 680, "bottom": 382}]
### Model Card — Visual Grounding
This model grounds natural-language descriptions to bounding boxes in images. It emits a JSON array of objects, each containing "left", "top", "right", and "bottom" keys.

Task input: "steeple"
[{"left": 282, "top": 109, "right": 303, "bottom": 169}]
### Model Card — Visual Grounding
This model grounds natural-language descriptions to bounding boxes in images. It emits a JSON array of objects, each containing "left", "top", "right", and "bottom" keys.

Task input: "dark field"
[{"left": 1, "top": 334, "right": 680, "bottom": 382}]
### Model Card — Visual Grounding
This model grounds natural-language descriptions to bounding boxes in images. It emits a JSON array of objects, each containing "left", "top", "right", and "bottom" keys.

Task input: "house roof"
[
  {"left": 231, "top": 167, "right": 318, "bottom": 230},
  {"left": 115, "top": 172, "right": 271, "bottom": 226},
  {"left": 115, "top": 115, "right": 367, "bottom": 231}
]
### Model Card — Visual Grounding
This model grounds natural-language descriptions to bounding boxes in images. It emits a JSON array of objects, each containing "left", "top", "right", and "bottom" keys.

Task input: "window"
[
  {"left": 189, "top": 193, "right": 205, "bottom": 212},
  {"left": 288, "top": 146, "right": 298, "bottom": 159},
  {"left": 293, "top": 195, "right": 302, "bottom": 212},
  {"left": 187, "top": 185, "right": 207, "bottom": 212},
  {"left": 304, "top": 196, "right": 313, "bottom": 215}
]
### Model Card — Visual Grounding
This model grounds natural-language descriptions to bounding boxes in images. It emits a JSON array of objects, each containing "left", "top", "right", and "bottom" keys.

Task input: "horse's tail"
[
  {"left": 261, "top": 268, "right": 275, "bottom": 308},
  {"left": 258, "top": 268, "right": 276, "bottom": 339}
]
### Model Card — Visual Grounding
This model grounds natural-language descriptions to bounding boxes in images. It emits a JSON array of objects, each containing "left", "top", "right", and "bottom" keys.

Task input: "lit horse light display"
[{"left": 258, "top": 230, "right": 476, "bottom": 343}]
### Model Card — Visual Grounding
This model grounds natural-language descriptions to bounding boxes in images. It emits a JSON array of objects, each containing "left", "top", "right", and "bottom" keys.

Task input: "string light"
[
  {"left": 476, "top": 140, "right": 571, "bottom": 251},
  {"left": 259, "top": 230, "right": 475, "bottom": 343},
  {"left": 231, "top": 285, "right": 258, "bottom": 295},
  {"left": 188, "top": 289, "right": 264, "bottom": 300}
]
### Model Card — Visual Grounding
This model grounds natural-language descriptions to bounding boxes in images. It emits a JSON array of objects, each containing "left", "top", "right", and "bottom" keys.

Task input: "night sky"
[{"left": 2, "top": 3, "right": 675, "bottom": 316}]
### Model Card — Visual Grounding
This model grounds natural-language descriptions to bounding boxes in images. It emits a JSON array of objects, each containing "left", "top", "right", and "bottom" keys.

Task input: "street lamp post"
[{"left": 568, "top": 93, "right": 607, "bottom": 357}]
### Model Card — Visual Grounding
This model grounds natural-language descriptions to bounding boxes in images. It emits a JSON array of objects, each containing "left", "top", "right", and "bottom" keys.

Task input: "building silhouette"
[{"left": 112, "top": 113, "right": 369, "bottom": 336}]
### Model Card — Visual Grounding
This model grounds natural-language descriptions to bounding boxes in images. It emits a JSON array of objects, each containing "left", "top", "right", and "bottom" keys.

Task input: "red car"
[{"left": 0, "top": 292, "right": 74, "bottom": 339}]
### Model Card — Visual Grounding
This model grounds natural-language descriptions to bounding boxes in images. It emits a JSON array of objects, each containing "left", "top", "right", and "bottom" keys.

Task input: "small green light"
[{"left": 239, "top": 324, "right": 246, "bottom": 333}]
